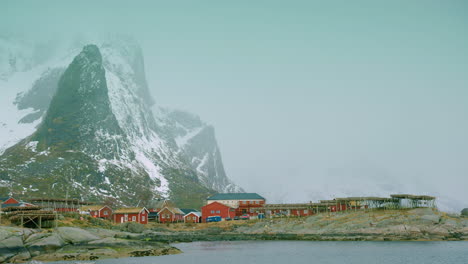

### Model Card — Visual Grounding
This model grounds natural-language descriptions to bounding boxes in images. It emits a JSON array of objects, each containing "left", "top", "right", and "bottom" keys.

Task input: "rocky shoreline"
[
  {"left": 144, "top": 209, "right": 468, "bottom": 243},
  {"left": 0, "top": 226, "right": 180, "bottom": 263},
  {"left": 1, "top": 208, "right": 467, "bottom": 263}
]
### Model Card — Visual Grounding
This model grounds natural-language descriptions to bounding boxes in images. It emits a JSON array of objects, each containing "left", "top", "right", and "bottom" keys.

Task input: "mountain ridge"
[{"left": 0, "top": 38, "right": 242, "bottom": 208}]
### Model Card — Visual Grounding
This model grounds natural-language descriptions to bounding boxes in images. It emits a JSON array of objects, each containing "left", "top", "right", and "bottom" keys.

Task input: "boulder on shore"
[
  {"left": 26, "top": 233, "right": 65, "bottom": 257},
  {"left": 56, "top": 227, "right": 100, "bottom": 244}
]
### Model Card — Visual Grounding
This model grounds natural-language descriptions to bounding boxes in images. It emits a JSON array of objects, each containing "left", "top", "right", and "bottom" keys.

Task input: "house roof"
[
  {"left": 390, "top": 194, "right": 436, "bottom": 200},
  {"left": 159, "top": 206, "right": 185, "bottom": 215},
  {"left": 207, "top": 193, "right": 265, "bottom": 201},
  {"left": 148, "top": 212, "right": 159, "bottom": 217},
  {"left": 80, "top": 205, "right": 109, "bottom": 211},
  {"left": 180, "top": 208, "right": 199, "bottom": 214},
  {"left": 184, "top": 211, "right": 201, "bottom": 218},
  {"left": 203, "top": 201, "right": 237, "bottom": 209},
  {"left": 0, "top": 197, "right": 18, "bottom": 203},
  {"left": 114, "top": 207, "right": 148, "bottom": 214}
]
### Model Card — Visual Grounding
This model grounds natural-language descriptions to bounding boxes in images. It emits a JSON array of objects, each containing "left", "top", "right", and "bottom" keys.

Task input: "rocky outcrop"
[
  {"left": 0, "top": 226, "right": 180, "bottom": 263},
  {"left": 56, "top": 227, "right": 100, "bottom": 244},
  {"left": 229, "top": 208, "right": 468, "bottom": 241},
  {"left": 26, "top": 233, "right": 65, "bottom": 257},
  {"left": 144, "top": 209, "right": 468, "bottom": 243}
]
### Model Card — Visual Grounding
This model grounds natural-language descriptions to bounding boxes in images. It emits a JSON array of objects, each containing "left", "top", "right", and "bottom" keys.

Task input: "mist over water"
[{"left": 2, "top": 1, "right": 468, "bottom": 211}]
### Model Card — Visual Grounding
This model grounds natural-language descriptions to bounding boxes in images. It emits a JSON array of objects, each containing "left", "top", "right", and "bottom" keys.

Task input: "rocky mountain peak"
[
  {"left": 31, "top": 44, "right": 124, "bottom": 157},
  {"left": 75, "top": 44, "right": 102, "bottom": 66},
  {"left": 0, "top": 38, "right": 242, "bottom": 208}
]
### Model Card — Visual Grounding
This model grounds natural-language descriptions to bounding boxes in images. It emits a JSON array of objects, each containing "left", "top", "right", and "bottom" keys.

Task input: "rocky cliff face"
[
  {"left": 157, "top": 109, "right": 242, "bottom": 193},
  {"left": 0, "top": 37, "right": 242, "bottom": 208}
]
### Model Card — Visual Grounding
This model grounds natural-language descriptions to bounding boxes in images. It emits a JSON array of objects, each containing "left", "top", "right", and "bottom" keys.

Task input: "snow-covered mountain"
[{"left": 0, "top": 35, "right": 242, "bottom": 208}]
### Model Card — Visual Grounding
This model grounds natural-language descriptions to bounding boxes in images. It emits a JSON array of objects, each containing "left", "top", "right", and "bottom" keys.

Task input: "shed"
[{"left": 184, "top": 211, "right": 201, "bottom": 223}]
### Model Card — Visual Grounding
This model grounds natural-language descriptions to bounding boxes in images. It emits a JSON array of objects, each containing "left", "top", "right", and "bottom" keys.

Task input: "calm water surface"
[{"left": 50, "top": 241, "right": 468, "bottom": 264}]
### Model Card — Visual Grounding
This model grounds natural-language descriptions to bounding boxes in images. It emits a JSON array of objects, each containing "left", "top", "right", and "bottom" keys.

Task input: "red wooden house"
[
  {"left": 147, "top": 200, "right": 184, "bottom": 223},
  {"left": 184, "top": 211, "right": 201, "bottom": 223},
  {"left": 158, "top": 206, "right": 185, "bottom": 223},
  {"left": 201, "top": 201, "right": 236, "bottom": 222},
  {"left": 206, "top": 193, "right": 266, "bottom": 217},
  {"left": 79, "top": 205, "right": 113, "bottom": 219},
  {"left": 113, "top": 207, "right": 149, "bottom": 224}
]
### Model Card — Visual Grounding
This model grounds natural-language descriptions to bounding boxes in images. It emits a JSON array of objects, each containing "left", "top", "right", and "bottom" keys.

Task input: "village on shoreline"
[
  {"left": 0, "top": 192, "right": 437, "bottom": 229},
  {"left": 1, "top": 192, "right": 468, "bottom": 263}
]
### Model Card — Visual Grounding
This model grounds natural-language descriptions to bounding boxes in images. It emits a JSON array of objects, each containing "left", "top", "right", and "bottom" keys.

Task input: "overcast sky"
[{"left": 2, "top": 0, "right": 468, "bottom": 210}]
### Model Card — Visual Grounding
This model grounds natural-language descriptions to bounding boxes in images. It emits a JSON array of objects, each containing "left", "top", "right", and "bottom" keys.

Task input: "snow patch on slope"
[
  {"left": 134, "top": 151, "right": 169, "bottom": 195},
  {"left": 175, "top": 127, "right": 204, "bottom": 148},
  {"left": 0, "top": 68, "right": 46, "bottom": 154},
  {"left": 196, "top": 153, "right": 209, "bottom": 176},
  {"left": 103, "top": 46, "right": 174, "bottom": 197},
  {"left": 0, "top": 40, "right": 79, "bottom": 154},
  {"left": 25, "top": 141, "right": 38, "bottom": 152}
]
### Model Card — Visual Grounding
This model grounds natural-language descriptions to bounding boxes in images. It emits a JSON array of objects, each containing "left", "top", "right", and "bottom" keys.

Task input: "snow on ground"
[
  {"left": 38, "top": 149, "right": 50, "bottom": 156},
  {"left": 25, "top": 141, "right": 38, "bottom": 152},
  {"left": 98, "top": 159, "right": 107, "bottom": 173},
  {"left": 134, "top": 150, "right": 169, "bottom": 196}
]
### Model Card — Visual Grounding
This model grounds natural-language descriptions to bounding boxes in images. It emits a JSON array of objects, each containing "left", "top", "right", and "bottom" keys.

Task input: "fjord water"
[{"left": 52, "top": 241, "right": 468, "bottom": 264}]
